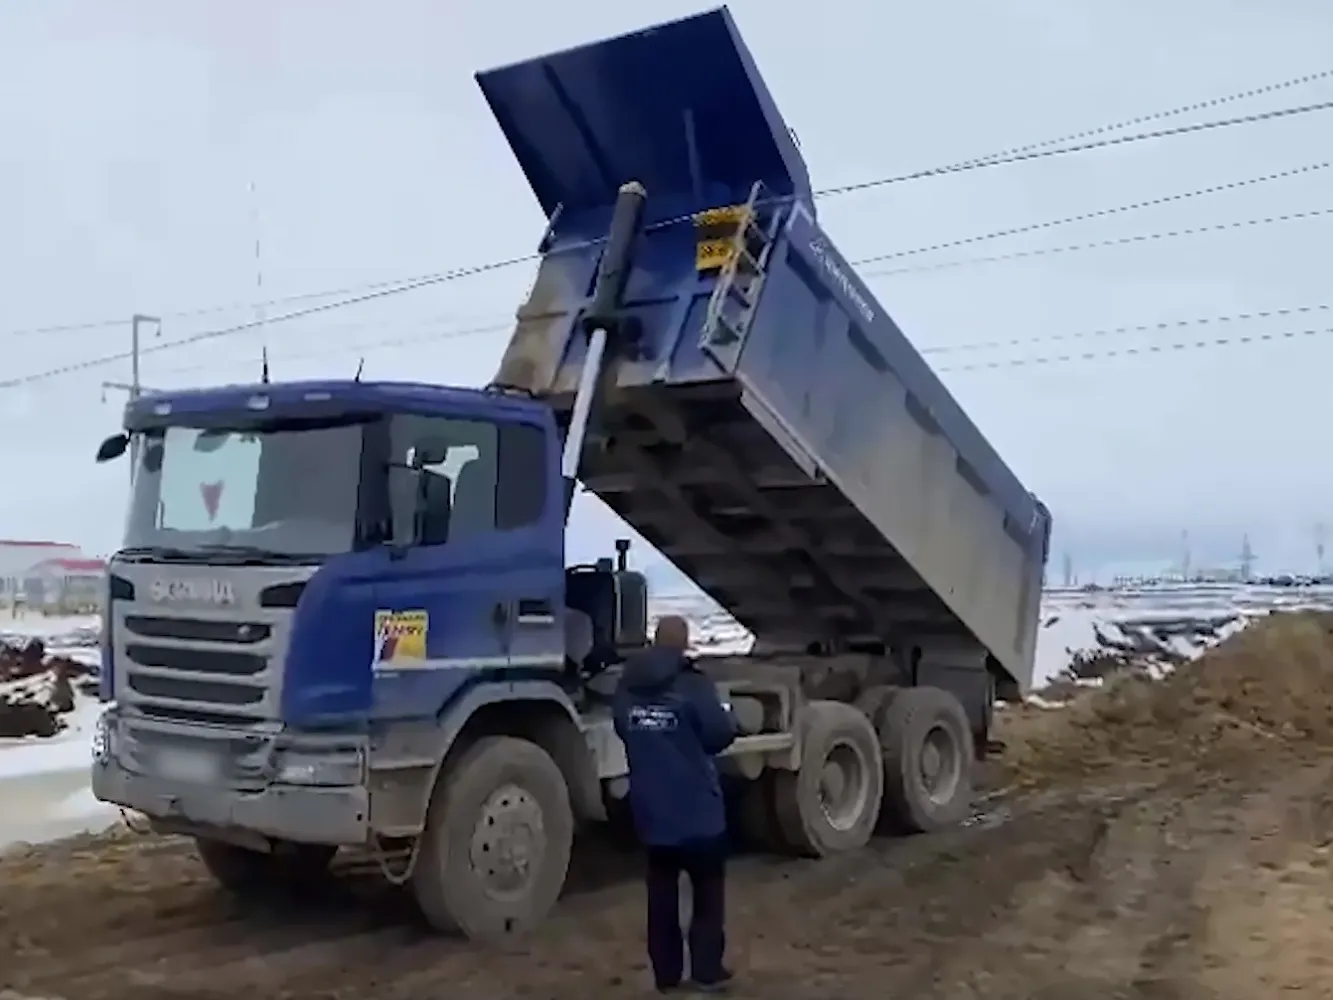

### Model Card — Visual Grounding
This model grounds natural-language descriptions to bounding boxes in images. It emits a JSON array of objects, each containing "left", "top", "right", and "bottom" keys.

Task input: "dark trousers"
[{"left": 644, "top": 838, "right": 727, "bottom": 988}]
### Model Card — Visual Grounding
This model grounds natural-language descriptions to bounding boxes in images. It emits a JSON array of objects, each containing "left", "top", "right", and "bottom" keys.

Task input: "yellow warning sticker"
[
  {"left": 695, "top": 238, "right": 736, "bottom": 272},
  {"left": 693, "top": 204, "right": 750, "bottom": 272},
  {"left": 373, "top": 609, "right": 428, "bottom": 666},
  {"left": 693, "top": 205, "right": 750, "bottom": 228}
]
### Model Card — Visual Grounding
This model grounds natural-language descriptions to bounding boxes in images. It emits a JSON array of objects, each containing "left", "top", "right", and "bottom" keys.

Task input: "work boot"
[{"left": 688, "top": 969, "right": 734, "bottom": 993}]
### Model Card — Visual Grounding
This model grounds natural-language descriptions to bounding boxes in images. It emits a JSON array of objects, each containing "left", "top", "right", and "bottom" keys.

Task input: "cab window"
[{"left": 388, "top": 415, "right": 547, "bottom": 546}]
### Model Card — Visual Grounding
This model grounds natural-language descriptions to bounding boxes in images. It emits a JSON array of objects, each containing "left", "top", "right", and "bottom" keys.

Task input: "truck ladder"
[{"left": 700, "top": 180, "right": 784, "bottom": 348}]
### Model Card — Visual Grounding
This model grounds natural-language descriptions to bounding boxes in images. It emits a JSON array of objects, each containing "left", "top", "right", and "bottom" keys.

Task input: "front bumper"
[
  {"left": 92, "top": 708, "right": 370, "bottom": 847},
  {"left": 92, "top": 759, "right": 368, "bottom": 846}
]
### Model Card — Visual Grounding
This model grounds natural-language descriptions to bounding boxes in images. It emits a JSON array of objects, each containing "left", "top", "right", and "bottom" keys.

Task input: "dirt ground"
[{"left": 4, "top": 613, "right": 1333, "bottom": 999}]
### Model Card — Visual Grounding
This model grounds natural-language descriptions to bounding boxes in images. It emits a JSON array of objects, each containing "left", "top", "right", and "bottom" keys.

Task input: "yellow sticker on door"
[{"left": 373, "top": 609, "right": 428, "bottom": 666}]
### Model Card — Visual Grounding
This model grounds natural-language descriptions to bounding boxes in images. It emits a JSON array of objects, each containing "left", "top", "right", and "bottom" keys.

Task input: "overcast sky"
[{"left": 2, "top": 0, "right": 1332, "bottom": 580}]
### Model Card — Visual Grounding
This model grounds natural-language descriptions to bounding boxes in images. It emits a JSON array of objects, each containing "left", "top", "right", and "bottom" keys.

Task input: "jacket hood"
[{"left": 622, "top": 647, "right": 687, "bottom": 692}]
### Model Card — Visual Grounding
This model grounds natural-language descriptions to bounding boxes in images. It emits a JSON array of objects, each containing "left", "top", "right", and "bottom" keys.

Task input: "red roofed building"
[
  {"left": 24, "top": 556, "right": 107, "bottom": 613},
  {"left": 0, "top": 541, "right": 103, "bottom": 612}
]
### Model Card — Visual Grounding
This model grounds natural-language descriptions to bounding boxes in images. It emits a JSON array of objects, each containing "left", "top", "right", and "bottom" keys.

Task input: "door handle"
[{"left": 516, "top": 598, "right": 556, "bottom": 626}]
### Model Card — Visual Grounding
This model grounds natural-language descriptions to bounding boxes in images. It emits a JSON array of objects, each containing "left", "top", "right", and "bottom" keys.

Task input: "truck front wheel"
[
  {"left": 411, "top": 735, "right": 574, "bottom": 941},
  {"left": 195, "top": 838, "right": 336, "bottom": 897}
]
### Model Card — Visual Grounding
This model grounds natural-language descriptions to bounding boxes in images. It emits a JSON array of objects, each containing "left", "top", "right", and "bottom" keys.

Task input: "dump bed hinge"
[{"left": 700, "top": 181, "right": 783, "bottom": 351}]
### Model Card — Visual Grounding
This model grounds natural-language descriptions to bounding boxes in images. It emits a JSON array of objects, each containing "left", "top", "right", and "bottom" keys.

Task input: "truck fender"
[
  {"left": 370, "top": 681, "right": 603, "bottom": 837},
  {"left": 434, "top": 680, "right": 604, "bottom": 824}
]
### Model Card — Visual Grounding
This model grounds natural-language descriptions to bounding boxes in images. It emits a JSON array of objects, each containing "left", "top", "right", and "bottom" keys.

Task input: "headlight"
[{"left": 275, "top": 749, "right": 365, "bottom": 786}]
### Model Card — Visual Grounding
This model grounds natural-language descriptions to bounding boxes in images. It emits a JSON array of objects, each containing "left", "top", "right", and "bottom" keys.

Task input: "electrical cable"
[
  {"left": 812, "top": 98, "right": 1333, "bottom": 198},
  {"left": 135, "top": 301, "right": 1333, "bottom": 389},
  {"left": 856, "top": 161, "right": 1332, "bottom": 264},
  {"left": 947, "top": 67, "right": 1333, "bottom": 171},
  {"left": 922, "top": 303, "right": 1333, "bottom": 355},
  {"left": 857, "top": 205, "right": 1333, "bottom": 278},
  {"left": 11, "top": 193, "right": 1330, "bottom": 390},
  {"left": 936, "top": 323, "right": 1333, "bottom": 373},
  {"left": 8, "top": 87, "right": 1332, "bottom": 343},
  {"left": 151, "top": 320, "right": 514, "bottom": 379},
  {"left": 0, "top": 262, "right": 522, "bottom": 391}
]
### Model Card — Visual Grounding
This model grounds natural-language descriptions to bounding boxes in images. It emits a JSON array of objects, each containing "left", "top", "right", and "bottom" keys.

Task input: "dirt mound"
[
  {"left": 0, "top": 636, "right": 95, "bottom": 738},
  {"left": 999, "top": 610, "right": 1333, "bottom": 788}
]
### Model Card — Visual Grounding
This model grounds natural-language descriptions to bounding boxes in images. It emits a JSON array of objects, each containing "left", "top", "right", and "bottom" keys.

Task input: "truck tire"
[
  {"left": 411, "top": 735, "right": 574, "bottom": 941},
  {"left": 878, "top": 686, "right": 975, "bottom": 834},
  {"left": 770, "top": 700, "right": 884, "bottom": 857},
  {"left": 195, "top": 838, "right": 336, "bottom": 897}
]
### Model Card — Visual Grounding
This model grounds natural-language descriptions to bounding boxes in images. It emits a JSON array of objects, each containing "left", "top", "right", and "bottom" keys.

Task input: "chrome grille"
[{"left": 118, "top": 614, "right": 279, "bottom": 725}]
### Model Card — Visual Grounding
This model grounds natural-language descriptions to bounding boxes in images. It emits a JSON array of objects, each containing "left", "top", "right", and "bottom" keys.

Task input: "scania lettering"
[
  {"left": 149, "top": 578, "right": 236, "bottom": 606},
  {"left": 91, "top": 7, "right": 1051, "bottom": 944}
]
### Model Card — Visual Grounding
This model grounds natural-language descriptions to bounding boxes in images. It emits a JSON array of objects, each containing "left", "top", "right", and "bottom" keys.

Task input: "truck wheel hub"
[
  {"left": 818, "top": 743, "right": 869, "bottom": 832},
  {"left": 919, "top": 726, "right": 961, "bottom": 805},
  {"left": 470, "top": 784, "right": 545, "bottom": 894}
]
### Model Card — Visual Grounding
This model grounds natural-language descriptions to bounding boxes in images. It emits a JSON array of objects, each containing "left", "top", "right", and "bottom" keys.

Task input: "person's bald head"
[{"left": 653, "top": 615, "right": 690, "bottom": 651}]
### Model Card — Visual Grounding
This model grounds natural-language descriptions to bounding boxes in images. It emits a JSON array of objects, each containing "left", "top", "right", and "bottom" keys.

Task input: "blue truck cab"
[{"left": 91, "top": 6, "right": 1051, "bottom": 943}]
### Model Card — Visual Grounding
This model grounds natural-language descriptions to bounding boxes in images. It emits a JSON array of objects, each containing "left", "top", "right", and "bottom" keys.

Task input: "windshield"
[{"left": 123, "top": 420, "right": 366, "bottom": 558}]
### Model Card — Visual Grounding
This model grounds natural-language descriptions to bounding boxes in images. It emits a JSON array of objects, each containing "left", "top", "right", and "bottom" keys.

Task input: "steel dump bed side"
[{"left": 476, "top": 7, "right": 1052, "bottom": 694}]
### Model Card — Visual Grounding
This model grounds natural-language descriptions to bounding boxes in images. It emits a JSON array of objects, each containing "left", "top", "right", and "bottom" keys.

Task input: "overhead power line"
[
  {"left": 858, "top": 161, "right": 1333, "bottom": 264},
  {"left": 815, "top": 98, "right": 1333, "bottom": 198},
  {"left": 0, "top": 263, "right": 520, "bottom": 391},
  {"left": 151, "top": 320, "right": 514, "bottom": 380},
  {"left": 858, "top": 204, "right": 1333, "bottom": 277},
  {"left": 936, "top": 323, "right": 1333, "bottom": 373},
  {"left": 8, "top": 188, "right": 1331, "bottom": 391},
  {"left": 923, "top": 303, "right": 1333, "bottom": 355},
  {"left": 136, "top": 301, "right": 1333, "bottom": 389},
  {"left": 11, "top": 191, "right": 1331, "bottom": 392},
  {"left": 8, "top": 78, "right": 1333, "bottom": 345},
  {"left": 950, "top": 67, "right": 1333, "bottom": 171}
]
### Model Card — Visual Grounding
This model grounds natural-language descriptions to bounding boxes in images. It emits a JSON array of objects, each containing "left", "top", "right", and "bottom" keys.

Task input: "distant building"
[
  {"left": 0, "top": 540, "right": 104, "bottom": 612},
  {"left": 0, "top": 540, "right": 80, "bottom": 605},
  {"left": 24, "top": 556, "right": 107, "bottom": 613}
]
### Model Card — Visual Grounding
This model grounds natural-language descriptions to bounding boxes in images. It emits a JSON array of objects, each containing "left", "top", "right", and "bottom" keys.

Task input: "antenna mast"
[{"left": 249, "top": 178, "right": 268, "bottom": 374}]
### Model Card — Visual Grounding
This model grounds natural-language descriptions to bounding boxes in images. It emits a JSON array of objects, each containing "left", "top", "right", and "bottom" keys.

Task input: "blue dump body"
[{"left": 479, "top": 7, "right": 1052, "bottom": 693}]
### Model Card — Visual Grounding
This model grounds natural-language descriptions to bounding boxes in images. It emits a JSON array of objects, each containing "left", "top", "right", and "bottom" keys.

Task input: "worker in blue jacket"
[{"left": 613, "top": 614, "right": 738, "bottom": 994}]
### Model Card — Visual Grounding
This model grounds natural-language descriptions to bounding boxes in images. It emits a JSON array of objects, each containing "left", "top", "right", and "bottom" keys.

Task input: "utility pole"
[
  {"left": 1316, "top": 522, "right": 1326, "bottom": 577},
  {"left": 1239, "top": 533, "right": 1256, "bottom": 583},
  {"left": 103, "top": 313, "right": 160, "bottom": 484}
]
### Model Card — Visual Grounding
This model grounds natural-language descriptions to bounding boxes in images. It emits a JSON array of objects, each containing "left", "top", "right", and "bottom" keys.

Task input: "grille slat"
[{"left": 125, "top": 615, "right": 271, "bottom": 644}]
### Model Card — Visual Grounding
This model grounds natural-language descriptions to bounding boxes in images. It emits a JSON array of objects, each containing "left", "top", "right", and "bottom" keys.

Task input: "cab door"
[{"left": 370, "top": 411, "right": 564, "bottom": 724}]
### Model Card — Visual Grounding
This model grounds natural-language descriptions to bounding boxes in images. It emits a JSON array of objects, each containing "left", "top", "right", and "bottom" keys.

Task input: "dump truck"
[{"left": 89, "top": 6, "right": 1051, "bottom": 942}]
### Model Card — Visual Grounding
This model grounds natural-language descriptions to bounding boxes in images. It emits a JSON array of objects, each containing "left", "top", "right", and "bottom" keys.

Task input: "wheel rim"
[
  {"left": 919, "top": 724, "right": 962, "bottom": 806},
  {"left": 469, "top": 784, "right": 546, "bottom": 897},
  {"left": 818, "top": 741, "right": 871, "bottom": 831}
]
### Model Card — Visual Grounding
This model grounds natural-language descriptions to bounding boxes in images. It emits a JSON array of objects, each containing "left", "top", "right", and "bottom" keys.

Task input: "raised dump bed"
[{"left": 476, "top": 7, "right": 1052, "bottom": 695}]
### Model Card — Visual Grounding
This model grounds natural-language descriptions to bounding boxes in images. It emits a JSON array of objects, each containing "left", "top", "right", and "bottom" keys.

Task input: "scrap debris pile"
[{"left": 0, "top": 637, "right": 97, "bottom": 738}]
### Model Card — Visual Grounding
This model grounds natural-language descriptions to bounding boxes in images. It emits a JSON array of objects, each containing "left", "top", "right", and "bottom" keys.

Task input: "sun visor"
[{"left": 475, "top": 6, "right": 814, "bottom": 223}]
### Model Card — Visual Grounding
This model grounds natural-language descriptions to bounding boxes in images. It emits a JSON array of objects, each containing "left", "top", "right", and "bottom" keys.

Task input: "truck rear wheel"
[
  {"left": 195, "top": 838, "right": 336, "bottom": 897},
  {"left": 411, "top": 735, "right": 574, "bottom": 941},
  {"left": 878, "top": 686, "right": 975, "bottom": 834},
  {"left": 771, "top": 700, "right": 883, "bottom": 857}
]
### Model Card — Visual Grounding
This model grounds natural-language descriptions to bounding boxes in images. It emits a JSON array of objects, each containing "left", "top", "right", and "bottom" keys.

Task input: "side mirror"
[
  {"left": 612, "top": 570, "right": 649, "bottom": 647},
  {"left": 95, "top": 433, "right": 130, "bottom": 463}
]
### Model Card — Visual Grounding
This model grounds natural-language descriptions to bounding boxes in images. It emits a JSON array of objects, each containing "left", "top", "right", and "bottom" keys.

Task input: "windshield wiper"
[
  {"left": 115, "top": 545, "right": 318, "bottom": 566},
  {"left": 116, "top": 545, "right": 210, "bottom": 563},
  {"left": 191, "top": 544, "right": 322, "bottom": 566}
]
